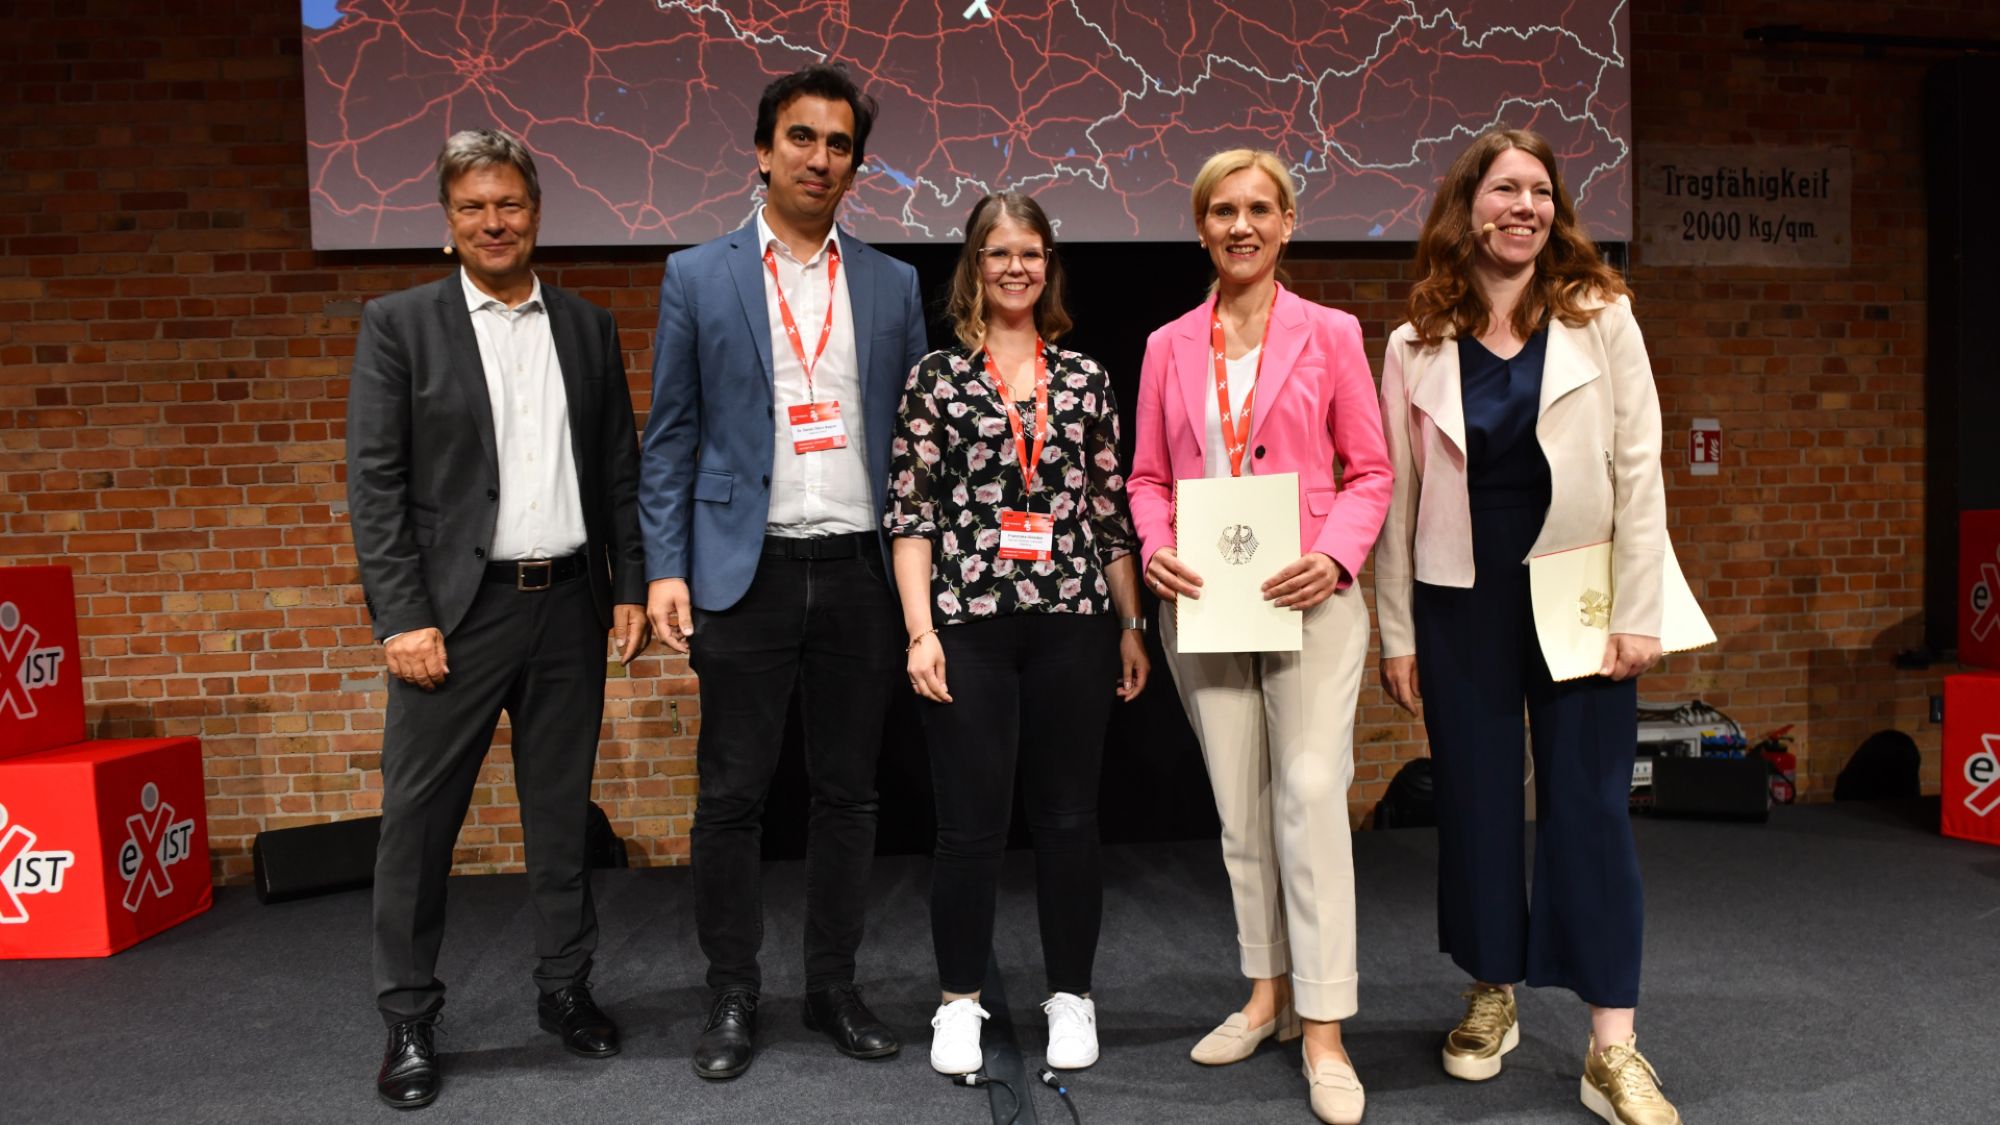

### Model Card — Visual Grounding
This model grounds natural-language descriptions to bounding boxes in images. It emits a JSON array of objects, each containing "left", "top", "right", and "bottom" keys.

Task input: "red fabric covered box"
[
  {"left": 1964, "top": 510, "right": 2000, "bottom": 671},
  {"left": 1942, "top": 672, "right": 2000, "bottom": 848},
  {"left": 0, "top": 737, "right": 211, "bottom": 958},
  {"left": 0, "top": 565, "right": 85, "bottom": 761}
]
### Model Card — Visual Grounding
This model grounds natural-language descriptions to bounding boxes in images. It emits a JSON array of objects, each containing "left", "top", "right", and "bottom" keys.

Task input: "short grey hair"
[{"left": 435, "top": 129, "right": 542, "bottom": 207}]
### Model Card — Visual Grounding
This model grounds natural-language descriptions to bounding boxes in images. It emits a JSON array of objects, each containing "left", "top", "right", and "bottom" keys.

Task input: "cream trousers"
[{"left": 1160, "top": 584, "right": 1368, "bottom": 1021}]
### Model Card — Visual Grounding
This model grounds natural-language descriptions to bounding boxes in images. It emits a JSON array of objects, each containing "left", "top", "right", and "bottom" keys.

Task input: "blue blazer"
[{"left": 639, "top": 221, "right": 928, "bottom": 611}]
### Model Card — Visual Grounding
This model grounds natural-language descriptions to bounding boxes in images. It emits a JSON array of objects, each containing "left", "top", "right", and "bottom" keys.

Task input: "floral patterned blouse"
[{"left": 885, "top": 343, "right": 1139, "bottom": 624}]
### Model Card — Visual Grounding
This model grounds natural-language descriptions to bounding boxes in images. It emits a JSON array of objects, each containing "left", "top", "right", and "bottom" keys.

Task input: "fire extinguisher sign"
[{"left": 1688, "top": 418, "right": 1721, "bottom": 477}]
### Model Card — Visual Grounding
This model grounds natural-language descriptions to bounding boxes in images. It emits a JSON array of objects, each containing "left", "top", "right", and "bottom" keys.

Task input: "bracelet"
[
  {"left": 1119, "top": 616, "right": 1146, "bottom": 632},
  {"left": 906, "top": 627, "right": 939, "bottom": 652}
]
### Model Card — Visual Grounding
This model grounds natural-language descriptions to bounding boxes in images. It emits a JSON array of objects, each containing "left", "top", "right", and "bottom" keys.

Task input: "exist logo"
[
  {"left": 0, "top": 600, "right": 66, "bottom": 721},
  {"left": 120, "top": 782, "right": 196, "bottom": 912},
  {"left": 1966, "top": 734, "right": 2000, "bottom": 819},
  {"left": 0, "top": 802, "right": 77, "bottom": 924}
]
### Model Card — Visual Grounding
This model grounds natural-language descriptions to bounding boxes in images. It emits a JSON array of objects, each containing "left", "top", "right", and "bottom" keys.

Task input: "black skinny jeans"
[{"left": 920, "top": 613, "right": 1120, "bottom": 996}]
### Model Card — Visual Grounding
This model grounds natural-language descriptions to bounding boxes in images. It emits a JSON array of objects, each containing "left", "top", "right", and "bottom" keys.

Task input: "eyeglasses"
[{"left": 977, "top": 247, "right": 1050, "bottom": 271}]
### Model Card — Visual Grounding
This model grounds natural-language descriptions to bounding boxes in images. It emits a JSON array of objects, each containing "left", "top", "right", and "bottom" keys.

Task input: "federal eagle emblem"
[
  {"left": 1577, "top": 588, "right": 1611, "bottom": 629},
  {"left": 1218, "top": 524, "right": 1259, "bottom": 566}
]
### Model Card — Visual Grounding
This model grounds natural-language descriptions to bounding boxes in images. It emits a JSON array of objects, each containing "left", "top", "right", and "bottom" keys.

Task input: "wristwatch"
[{"left": 1119, "top": 616, "right": 1147, "bottom": 632}]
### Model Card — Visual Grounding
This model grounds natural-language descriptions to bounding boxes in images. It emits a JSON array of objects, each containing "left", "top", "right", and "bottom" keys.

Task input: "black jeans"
[
  {"left": 688, "top": 546, "right": 900, "bottom": 994},
  {"left": 921, "top": 613, "right": 1119, "bottom": 996}
]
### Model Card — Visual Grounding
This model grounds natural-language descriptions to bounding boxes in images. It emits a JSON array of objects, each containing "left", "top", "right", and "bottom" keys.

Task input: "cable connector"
[{"left": 1038, "top": 1064, "right": 1082, "bottom": 1125}]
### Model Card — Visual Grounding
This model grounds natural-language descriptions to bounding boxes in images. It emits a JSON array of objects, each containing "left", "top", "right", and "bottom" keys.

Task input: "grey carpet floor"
[{"left": 3, "top": 801, "right": 1995, "bottom": 1124}]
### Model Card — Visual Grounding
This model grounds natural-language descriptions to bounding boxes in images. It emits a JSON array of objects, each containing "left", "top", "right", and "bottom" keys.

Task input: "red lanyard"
[
  {"left": 764, "top": 241, "right": 841, "bottom": 399},
  {"left": 1209, "top": 286, "right": 1276, "bottom": 477},
  {"left": 982, "top": 341, "right": 1050, "bottom": 495}
]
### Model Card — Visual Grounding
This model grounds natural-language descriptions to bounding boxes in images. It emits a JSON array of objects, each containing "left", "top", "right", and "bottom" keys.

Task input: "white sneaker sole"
[
  {"left": 1046, "top": 1045, "right": 1098, "bottom": 1070},
  {"left": 1441, "top": 1020, "right": 1519, "bottom": 1081},
  {"left": 930, "top": 1047, "right": 982, "bottom": 1076}
]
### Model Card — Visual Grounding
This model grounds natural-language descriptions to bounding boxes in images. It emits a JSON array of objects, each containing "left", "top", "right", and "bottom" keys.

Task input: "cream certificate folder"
[
  {"left": 1528, "top": 540, "right": 1716, "bottom": 681},
  {"left": 1173, "top": 472, "right": 1302, "bottom": 654}
]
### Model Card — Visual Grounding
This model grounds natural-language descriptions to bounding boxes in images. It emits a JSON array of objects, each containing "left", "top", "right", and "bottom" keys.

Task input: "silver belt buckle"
[{"left": 516, "top": 560, "right": 553, "bottom": 591}]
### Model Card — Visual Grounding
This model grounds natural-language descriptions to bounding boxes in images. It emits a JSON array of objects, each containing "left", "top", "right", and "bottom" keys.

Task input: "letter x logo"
[
  {"left": 1967, "top": 734, "right": 2000, "bottom": 819},
  {"left": 0, "top": 607, "right": 42, "bottom": 720},
  {"left": 122, "top": 783, "right": 175, "bottom": 910},
  {"left": 0, "top": 820, "right": 34, "bottom": 923}
]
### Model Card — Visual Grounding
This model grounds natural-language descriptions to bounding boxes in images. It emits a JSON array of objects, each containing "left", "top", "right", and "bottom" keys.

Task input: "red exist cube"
[
  {"left": 0, "top": 565, "right": 85, "bottom": 761},
  {"left": 0, "top": 737, "right": 212, "bottom": 958},
  {"left": 1942, "top": 672, "right": 2000, "bottom": 848}
]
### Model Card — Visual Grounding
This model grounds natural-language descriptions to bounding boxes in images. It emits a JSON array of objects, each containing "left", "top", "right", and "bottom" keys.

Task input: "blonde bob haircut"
[
  {"left": 945, "top": 191, "right": 1073, "bottom": 350},
  {"left": 1189, "top": 149, "right": 1297, "bottom": 291}
]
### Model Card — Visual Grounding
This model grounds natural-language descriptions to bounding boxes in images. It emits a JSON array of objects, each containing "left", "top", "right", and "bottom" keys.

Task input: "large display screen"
[{"left": 303, "top": 1, "right": 1630, "bottom": 248}]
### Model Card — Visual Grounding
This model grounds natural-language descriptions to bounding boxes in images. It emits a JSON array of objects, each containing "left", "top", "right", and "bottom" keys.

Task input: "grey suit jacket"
[{"left": 346, "top": 272, "right": 647, "bottom": 642}]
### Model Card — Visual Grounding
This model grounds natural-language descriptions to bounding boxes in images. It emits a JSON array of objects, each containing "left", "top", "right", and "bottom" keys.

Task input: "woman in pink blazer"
[{"left": 1128, "top": 149, "right": 1391, "bottom": 1125}]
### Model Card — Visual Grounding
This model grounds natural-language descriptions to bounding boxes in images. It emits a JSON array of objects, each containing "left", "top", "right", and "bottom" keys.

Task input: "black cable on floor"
[
  {"left": 1037, "top": 1065, "right": 1082, "bottom": 1125},
  {"left": 953, "top": 1073, "right": 1020, "bottom": 1125}
]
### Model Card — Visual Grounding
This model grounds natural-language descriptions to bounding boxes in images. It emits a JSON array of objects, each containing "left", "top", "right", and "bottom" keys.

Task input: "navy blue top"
[{"left": 1457, "top": 327, "right": 1552, "bottom": 512}]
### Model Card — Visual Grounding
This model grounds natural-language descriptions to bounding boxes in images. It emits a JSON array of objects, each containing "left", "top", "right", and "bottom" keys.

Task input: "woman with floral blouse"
[{"left": 885, "top": 190, "right": 1149, "bottom": 1078}]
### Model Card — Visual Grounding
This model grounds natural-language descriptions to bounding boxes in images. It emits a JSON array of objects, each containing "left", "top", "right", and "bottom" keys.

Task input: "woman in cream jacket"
[{"left": 1376, "top": 129, "right": 1681, "bottom": 1125}]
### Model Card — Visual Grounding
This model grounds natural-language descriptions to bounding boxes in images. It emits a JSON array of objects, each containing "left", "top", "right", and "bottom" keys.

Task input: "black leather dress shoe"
[
  {"left": 803, "top": 983, "right": 900, "bottom": 1059},
  {"left": 537, "top": 982, "right": 620, "bottom": 1058},
  {"left": 692, "top": 988, "right": 758, "bottom": 1080},
  {"left": 376, "top": 1016, "right": 440, "bottom": 1110}
]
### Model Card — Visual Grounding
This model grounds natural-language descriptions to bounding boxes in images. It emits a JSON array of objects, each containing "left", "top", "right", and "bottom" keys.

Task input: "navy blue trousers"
[{"left": 1413, "top": 503, "right": 1644, "bottom": 1008}]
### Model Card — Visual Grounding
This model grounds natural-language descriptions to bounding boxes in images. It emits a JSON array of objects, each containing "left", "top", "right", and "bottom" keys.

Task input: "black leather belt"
[
  {"left": 484, "top": 553, "right": 587, "bottom": 590},
  {"left": 761, "top": 532, "right": 872, "bottom": 561}
]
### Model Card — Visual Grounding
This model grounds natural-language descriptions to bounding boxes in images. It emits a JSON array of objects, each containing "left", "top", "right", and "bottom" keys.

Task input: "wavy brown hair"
[
  {"left": 1406, "top": 129, "right": 1628, "bottom": 347},
  {"left": 946, "top": 191, "right": 1073, "bottom": 349}
]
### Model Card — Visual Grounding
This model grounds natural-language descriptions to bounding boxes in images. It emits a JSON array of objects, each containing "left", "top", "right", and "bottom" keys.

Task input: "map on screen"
[{"left": 302, "top": 1, "right": 1630, "bottom": 248}]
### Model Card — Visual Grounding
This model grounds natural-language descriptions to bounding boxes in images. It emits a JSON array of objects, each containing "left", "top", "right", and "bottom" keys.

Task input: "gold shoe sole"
[
  {"left": 1441, "top": 1020, "right": 1518, "bottom": 1081},
  {"left": 1580, "top": 1074, "right": 1680, "bottom": 1125}
]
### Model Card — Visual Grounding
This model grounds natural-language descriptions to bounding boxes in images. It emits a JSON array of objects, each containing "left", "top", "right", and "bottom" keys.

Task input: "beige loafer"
[
  {"left": 1302, "top": 1052, "right": 1366, "bottom": 1124},
  {"left": 1188, "top": 1002, "right": 1302, "bottom": 1065}
]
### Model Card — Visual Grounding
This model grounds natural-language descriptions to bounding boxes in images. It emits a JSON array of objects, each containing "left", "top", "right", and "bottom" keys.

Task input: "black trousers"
[
  {"left": 372, "top": 575, "right": 606, "bottom": 1024},
  {"left": 688, "top": 547, "right": 900, "bottom": 994},
  {"left": 1414, "top": 503, "right": 1644, "bottom": 1008},
  {"left": 919, "top": 614, "right": 1119, "bottom": 996}
]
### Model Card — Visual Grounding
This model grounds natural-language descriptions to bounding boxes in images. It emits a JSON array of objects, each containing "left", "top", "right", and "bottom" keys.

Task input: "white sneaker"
[
  {"left": 929, "top": 998, "right": 989, "bottom": 1074},
  {"left": 1042, "top": 992, "right": 1099, "bottom": 1070}
]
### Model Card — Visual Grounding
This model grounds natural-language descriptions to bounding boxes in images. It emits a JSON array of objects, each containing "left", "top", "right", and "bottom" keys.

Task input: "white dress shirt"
[
  {"left": 460, "top": 269, "right": 587, "bottom": 561},
  {"left": 1202, "top": 345, "right": 1262, "bottom": 479},
  {"left": 755, "top": 210, "right": 874, "bottom": 537}
]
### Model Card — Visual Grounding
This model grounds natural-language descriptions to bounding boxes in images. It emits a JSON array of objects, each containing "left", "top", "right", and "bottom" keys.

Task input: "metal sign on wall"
[{"left": 1637, "top": 146, "right": 1850, "bottom": 267}]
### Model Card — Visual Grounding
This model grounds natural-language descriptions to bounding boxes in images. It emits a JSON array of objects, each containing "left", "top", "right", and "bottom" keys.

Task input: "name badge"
[
  {"left": 787, "top": 400, "right": 848, "bottom": 454},
  {"left": 997, "top": 509, "right": 1054, "bottom": 561}
]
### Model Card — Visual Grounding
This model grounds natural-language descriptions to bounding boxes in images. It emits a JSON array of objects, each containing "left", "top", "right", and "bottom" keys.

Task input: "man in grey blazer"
[
  {"left": 640, "top": 64, "right": 927, "bottom": 1080},
  {"left": 346, "top": 129, "right": 650, "bottom": 1109}
]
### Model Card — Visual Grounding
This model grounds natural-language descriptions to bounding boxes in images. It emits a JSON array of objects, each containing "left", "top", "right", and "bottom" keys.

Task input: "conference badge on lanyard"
[
  {"left": 767, "top": 242, "right": 849, "bottom": 454},
  {"left": 988, "top": 343, "right": 1054, "bottom": 562}
]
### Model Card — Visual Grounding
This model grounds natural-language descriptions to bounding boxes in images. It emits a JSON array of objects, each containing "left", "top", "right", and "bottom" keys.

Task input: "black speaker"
[
  {"left": 251, "top": 815, "right": 380, "bottom": 904},
  {"left": 1646, "top": 757, "right": 1769, "bottom": 822}
]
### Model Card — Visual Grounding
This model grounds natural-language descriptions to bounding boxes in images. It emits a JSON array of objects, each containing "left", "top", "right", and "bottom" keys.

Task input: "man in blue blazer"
[{"left": 639, "top": 64, "right": 928, "bottom": 1080}]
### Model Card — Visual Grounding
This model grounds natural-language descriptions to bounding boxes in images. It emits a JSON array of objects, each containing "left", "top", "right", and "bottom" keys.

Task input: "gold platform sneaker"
[
  {"left": 1581, "top": 1035, "right": 1681, "bottom": 1125},
  {"left": 1440, "top": 984, "right": 1518, "bottom": 1080}
]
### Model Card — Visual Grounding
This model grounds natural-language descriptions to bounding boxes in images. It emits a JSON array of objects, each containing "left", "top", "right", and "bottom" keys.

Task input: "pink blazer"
[{"left": 1128, "top": 286, "right": 1393, "bottom": 587}]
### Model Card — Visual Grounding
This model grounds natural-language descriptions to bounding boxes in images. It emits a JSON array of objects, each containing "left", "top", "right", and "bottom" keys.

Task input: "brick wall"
[{"left": 3, "top": 1, "right": 1989, "bottom": 882}]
